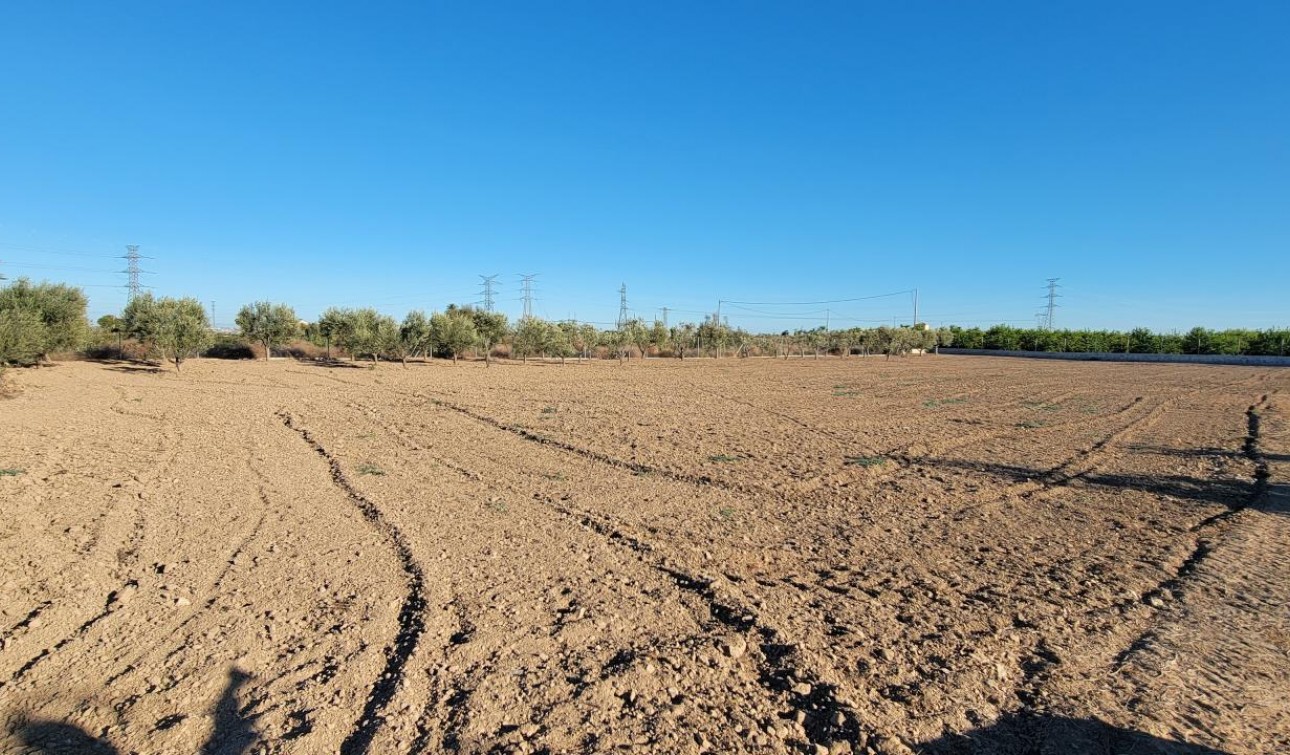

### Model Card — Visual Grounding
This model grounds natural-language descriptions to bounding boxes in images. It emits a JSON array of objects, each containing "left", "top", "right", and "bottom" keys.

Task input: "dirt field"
[{"left": 1, "top": 356, "right": 1286, "bottom": 755}]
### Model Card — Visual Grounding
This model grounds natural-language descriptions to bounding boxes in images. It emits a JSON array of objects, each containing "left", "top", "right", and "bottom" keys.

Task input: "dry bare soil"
[{"left": 1, "top": 357, "right": 1287, "bottom": 755}]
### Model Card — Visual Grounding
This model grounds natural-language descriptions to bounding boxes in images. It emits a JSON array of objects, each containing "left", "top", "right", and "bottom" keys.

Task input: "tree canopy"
[
  {"left": 236, "top": 301, "right": 299, "bottom": 360},
  {"left": 0, "top": 278, "right": 89, "bottom": 363}
]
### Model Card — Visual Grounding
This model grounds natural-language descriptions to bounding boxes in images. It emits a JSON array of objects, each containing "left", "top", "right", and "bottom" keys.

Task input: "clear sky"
[{"left": 2, "top": 2, "right": 1286, "bottom": 332}]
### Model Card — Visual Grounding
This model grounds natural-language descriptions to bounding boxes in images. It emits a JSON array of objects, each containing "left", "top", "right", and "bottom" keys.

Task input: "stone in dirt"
[{"left": 720, "top": 634, "right": 748, "bottom": 659}]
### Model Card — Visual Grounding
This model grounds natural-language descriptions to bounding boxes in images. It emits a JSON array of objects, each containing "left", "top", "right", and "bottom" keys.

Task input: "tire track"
[
  {"left": 1, "top": 585, "right": 132, "bottom": 690},
  {"left": 105, "top": 503, "right": 269, "bottom": 690},
  {"left": 364, "top": 398, "right": 893, "bottom": 752},
  {"left": 416, "top": 393, "right": 753, "bottom": 494},
  {"left": 537, "top": 497, "right": 884, "bottom": 752},
  {"left": 1112, "top": 393, "right": 1276, "bottom": 670},
  {"left": 1189, "top": 394, "right": 1273, "bottom": 531},
  {"left": 277, "top": 411, "right": 430, "bottom": 755}
]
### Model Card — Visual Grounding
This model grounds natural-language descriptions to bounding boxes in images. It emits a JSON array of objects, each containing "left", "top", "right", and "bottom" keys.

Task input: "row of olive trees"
[
  {"left": 309, "top": 304, "right": 510, "bottom": 365},
  {"left": 0, "top": 276, "right": 960, "bottom": 375}
]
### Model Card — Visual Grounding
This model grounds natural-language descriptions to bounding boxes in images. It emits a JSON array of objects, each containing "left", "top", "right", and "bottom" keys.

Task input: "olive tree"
[
  {"left": 398, "top": 310, "right": 433, "bottom": 366},
  {"left": 511, "top": 316, "right": 552, "bottom": 363},
  {"left": 671, "top": 323, "right": 697, "bottom": 359},
  {"left": 621, "top": 318, "right": 650, "bottom": 360},
  {"left": 153, "top": 297, "right": 212, "bottom": 371},
  {"left": 602, "top": 327, "right": 627, "bottom": 364},
  {"left": 236, "top": 301, "right": 299, "bottom": 360},
  {"left": 549, "top": 322, "right": 576, "bottom": 364},
  {"left": 0, "top": 278, "right": 89, "bottom": 362},
  {"left": 344, "top": 308, "right": 398, "bottom": 363},
  {"left": 0, "top": 308, "right": 44, "bottom": 367},
  {"left": 318, "top": 307, "right": 353, "bottom": 359},
  {"left": 430, "top": 310, "right": 478, "bottom": 363},
  {"left": 472, "top": 308, "right": 509, "bottom": 366}
]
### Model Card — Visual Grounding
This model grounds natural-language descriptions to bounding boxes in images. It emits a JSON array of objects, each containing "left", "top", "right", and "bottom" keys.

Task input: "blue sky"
[{"left": 1, "top": 1, "right": 1286, "bottom": 331}]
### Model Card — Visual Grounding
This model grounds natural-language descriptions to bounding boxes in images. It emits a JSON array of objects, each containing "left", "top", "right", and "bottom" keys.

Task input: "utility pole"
[
  {"left": 123, "top": 245, "right": 143, "bottom": 302},
  {"left": 209, "top": 301, "right": 216, "bottom": 328},
  {"left": 661, "top": 306, "right": 669, "bottom": 328},
  {"left": 617, "top": 283, "right": 629, "bottom": 328},
  {"left": 1041, "top": 278, "right": 1061, "bottom": 330},
  {"left": 520, "top": 274, "right": 537, "bottom": 318},
  {"left": 913, "top": 288, "right": 919, "bottom": 327},
  {"left": 479, "top": 274, "right": 499, "bottom": 312}
]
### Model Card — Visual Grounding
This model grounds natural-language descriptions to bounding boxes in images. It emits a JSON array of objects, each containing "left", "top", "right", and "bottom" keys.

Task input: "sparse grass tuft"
[
  {"left": 707, "top": 454, "right": 741, "bottom": 463},
  {"left": 0, "top": 468, "right": 24, "bottom": 476},
  {"left": 540, "top": 406, "right": 558, "bottom": 415},
  {"left": 1017, "top": 420, "right": 1046, "bottom": 429},
  {"left": 542, "top": 471, "right": 566, "bottom": 481},
  {"left": 356, "top": 462, "right": 386, "bottom": 476},
  {"left": 833, "top": 385, "right": 861, "bottom": 397},
  {"left": 923, "top": 397, "right": 968, "bottom": 408},
  {"left": 844, "top": 455, "right": 886, "bottom": 467},
  {"left": 486, "top": 497, "right": 508, "bottom": 513},
  {"left": 716, "top": 506, "right": 736, "bottom": 521}
]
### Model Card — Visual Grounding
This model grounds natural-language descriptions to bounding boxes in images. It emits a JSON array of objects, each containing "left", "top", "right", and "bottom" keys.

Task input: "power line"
[
  {"left": 721, "top": 289, "right": 915, "bottom": 306},
  {"left": 726, "top": 303, "right": 831, "bottom": 317},
  {"left": 1, "top": 261, "right": 121, "bottom": 274},
  {"left": 0, "top": 241, "right": 119, "bottom": 259}
]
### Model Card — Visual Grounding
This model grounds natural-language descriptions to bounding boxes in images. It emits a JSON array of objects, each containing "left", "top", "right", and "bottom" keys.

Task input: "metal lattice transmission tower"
[
  {"left": 617, "top": 283, "right": 629, "bottom": 328},
  {"left": 519, "top": 274, "right": 537, "bottom": 318},
  {"left": 1041, "top": 278, "right": 1061, "bottom": 329},
  {"left": 479, "top": 274, "right": 499, "bottom": 311},
  {"left": 122, "top": 245, "right": 150, "bottom": 302}
]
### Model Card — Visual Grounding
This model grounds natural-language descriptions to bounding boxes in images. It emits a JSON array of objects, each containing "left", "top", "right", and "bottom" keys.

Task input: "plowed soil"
[{"left": 1, "top": 357, "right": 1287, "bottom": 755}]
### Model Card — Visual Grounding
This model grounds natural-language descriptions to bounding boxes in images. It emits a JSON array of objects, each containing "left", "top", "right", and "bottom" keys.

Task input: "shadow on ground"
[
  {"left": 1126, "top": 444, "right": 1290, "bottom": 463},
  {"left": 919, "top": 712, "right": 1229, "bottom": 754},
  {"left": 12, "top": 668, "right": 256, "bottom": 755},
  {"left": 918, "top": 456, "right": 1287, "bottom": 518},
  {"left": 85, "top": 358, "right": 166, "bottom": 375},
  {"left": 293, "top": 357, "right": 372, "bottom": 369}
]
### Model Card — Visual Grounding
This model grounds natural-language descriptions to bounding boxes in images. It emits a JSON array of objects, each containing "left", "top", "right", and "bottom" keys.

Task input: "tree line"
[
  {"left": 2, "top": 276, "right": 1287, "bottom": 373},
  {"left": 947, "top": 324, "right": 1290, "bottom": 356}
]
